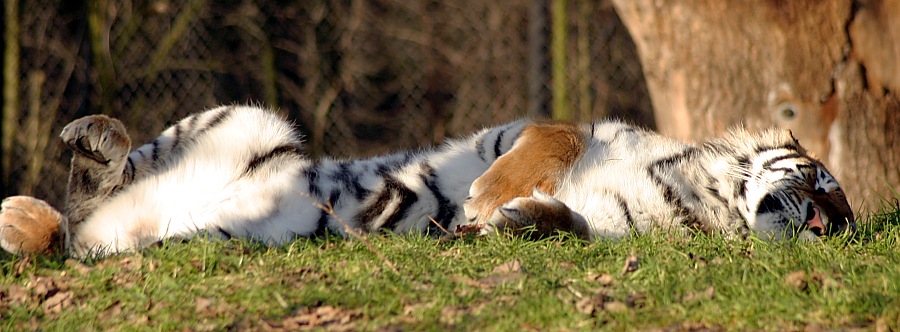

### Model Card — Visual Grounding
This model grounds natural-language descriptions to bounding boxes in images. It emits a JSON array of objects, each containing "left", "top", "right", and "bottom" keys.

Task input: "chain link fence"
[{"left": 2, "top": 0, "right": 652, "bottom": 208}]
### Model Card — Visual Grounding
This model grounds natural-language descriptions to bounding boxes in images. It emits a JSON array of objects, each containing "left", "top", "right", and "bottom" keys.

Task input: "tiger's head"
[{"left": 714, "top": 128, "right": 855, "bottom": 240}]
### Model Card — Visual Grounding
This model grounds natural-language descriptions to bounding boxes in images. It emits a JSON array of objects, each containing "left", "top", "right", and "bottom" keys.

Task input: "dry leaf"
[
  {"left": 65, "top": 259, "right": 93, "bottom": 275},
  {"left": 621, "top": 254, "right": 639, "bottom": 275},
  {"left": 785, "top": 271, "right": 808, "bottom": 289},
  {"left": 5, "top": 285, "right": 28, "bottom": 305},
  {"left": 196, "top": 297, "right": 214, "bottom": 313},
  {"left": 589, "top": 273, "right": 615, "bottom": 286},
  {"left": 482, "top": 260, "right": 524, "bottom": 286},
  {"left": 627, "top": 293, "right": 648, "bottom": 308},
  {"left": 266, "top": 306, "right": 360, "bottom": 331},
  {"left": 13, "top": 256, "right": 32, "bottom": 277},
  {"left": 42, "top": 291, "right": 73, "bottom": 315},
  {"left": 682, "top": 286, "right": 716, "bottom": 303},
  {"left": 602, "top": 301, "right": 628, "bottom": 313},
  {"left": 493, "top": 260, "right": 523, "bottom": 274}
]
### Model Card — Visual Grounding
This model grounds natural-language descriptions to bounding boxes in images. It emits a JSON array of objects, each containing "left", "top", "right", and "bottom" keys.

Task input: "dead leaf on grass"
[
  {"left": 575, "top": 292, "right": 611, "bottom": 316},
  {"left": 264, "top": 305, "right": 360, "bottom": 331},
  {"left": 588, "top": 273, "right": 615, "bottom": 286},
  {"left": 65, "top": 259, "right": 93, "bottom": 276},
  {"left": 493, "top": 260, "right": 523, "bottom": 274},
  {"left": 449, "top": 276, "right": 490, "bottom": 291},
  {"left": 28, "top": 276, "right": 67, "bottom": 299},
  {"left": 3, "top": 285, "right": 28, "bottom": 305},
  {"left": 603, "top": 301, "right": 628, "bottom": 313},
  {"left": 785, "top": 271, "right": 808, "bottom": 289},
  {"left": 480, "top": 260, "right": 525, "bottom": 287},
  {"left": 682, "top": 286, "right": 716, "bottom": 303},
  {"left": 621, "top": 253, "right": 639, "bottom": 275},
  {"left": 13, "top": 256, "right": 32, "bottom": 277},
  {"left": 627, "top": 292, "right": 648, "bottom": 308},
  {"left": 42, "top": 291, "right": 73, "bottom": 315},
  {"left": 439, "top": 302, "right": 487, "bottom": 325},
  {"left": 196, "top": 297, "right": 214, "bottom": 313},
  {"left": 786, "top": 271, "right": 833, "bottom": 291}
]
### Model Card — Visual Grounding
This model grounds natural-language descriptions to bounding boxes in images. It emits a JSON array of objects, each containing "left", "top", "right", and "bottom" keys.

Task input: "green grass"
[{"left": 2, "top": 209, "right": 899, "bottom": 331}]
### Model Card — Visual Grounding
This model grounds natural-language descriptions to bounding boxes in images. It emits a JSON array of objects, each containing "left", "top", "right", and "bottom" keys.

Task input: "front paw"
[
  {"left": 486, "top": 189, "right": 590, "bottom": 239},
  {"left": 0, "top": 196, "right": 66, "bottom": 255},
  {"left": 60, "top": 115, "right": 131, "bottom": 165}
]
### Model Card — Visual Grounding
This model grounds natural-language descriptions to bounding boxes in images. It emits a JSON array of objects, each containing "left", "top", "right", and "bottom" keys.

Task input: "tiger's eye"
[{"left": 778, "top": 103, "right": 797, "bottom": 120}]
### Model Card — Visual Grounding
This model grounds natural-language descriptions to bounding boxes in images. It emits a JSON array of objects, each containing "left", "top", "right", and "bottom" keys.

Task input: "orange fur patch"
[
  {"left": 468, "top": 121, "right": 587, "bottom": 223},
  {"left": 0, "top": 196, "right": 64, "bottom": 254}
]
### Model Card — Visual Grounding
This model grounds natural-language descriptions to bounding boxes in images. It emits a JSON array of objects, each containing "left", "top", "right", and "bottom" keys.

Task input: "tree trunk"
[{"left": 610, "top": 0, "right": 900, "bottom": 209}]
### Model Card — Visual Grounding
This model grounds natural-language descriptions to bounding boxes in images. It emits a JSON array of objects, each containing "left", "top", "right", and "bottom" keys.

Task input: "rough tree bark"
[{"left": 610, "top": 0, "right": 900, "bottom": 209}]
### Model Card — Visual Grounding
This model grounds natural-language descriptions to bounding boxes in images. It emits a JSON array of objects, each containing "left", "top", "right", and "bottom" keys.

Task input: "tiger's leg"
[
  {"left": 487, "top": 189, "right": 591, "bottom": 240},
  {"left": 61, "top": 115, "right": 134, "bottom": 226},
  {"left": 463, "top": 121, "right": 590, "bottom": 239},
  {"left": 0, "top": 115, "right": 132, "bottom": 255}
]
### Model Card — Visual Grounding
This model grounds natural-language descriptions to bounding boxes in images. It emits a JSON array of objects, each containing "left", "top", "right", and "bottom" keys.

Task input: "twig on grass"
[
  {"left": 428, "top": 216, "right": 452, "bottom": 237},
  {"left": 303, "top": 194, "right": 399, "bottom": 275}
]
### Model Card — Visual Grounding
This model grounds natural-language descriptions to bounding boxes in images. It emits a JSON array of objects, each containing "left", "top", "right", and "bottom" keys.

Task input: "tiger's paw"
[
  {"left": 60, "top": 115, "right": 131, "bottom": 165},
  {"left": 484, "top": 189, "right": 591, "bottom": 240},
  {"left": 0, "top": 196, "right": 65, "bottom": 255}
]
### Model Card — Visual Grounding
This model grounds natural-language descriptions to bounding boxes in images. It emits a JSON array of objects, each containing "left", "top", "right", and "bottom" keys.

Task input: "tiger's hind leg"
[
  {"left": 463, "top": 121, "right": 590, "bottom": 238},
  {"left": 0, "top": 115, "right": 132, "bottom": 255},
  {"left": 60, "top": 115, "right": 133, "bottom": 226}
]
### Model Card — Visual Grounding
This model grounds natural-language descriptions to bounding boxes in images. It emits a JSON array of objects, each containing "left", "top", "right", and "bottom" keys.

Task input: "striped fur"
[
  {"left": 469, "top": 121, "right": 855, "bottom": 241},
  {"left": 0, "top": 105, "right": 854, "bottom": 257}
]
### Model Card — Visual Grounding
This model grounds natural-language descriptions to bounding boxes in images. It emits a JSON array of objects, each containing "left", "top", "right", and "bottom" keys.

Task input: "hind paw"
[
  {"left": 0, "top": 196, "right": 65, "bottom": 255},
  {"left": 485, "top": 189, "right": 591, "bottom": 239},
  {"left": 60, "top": 115, "right": 131, "bottom": 165}
]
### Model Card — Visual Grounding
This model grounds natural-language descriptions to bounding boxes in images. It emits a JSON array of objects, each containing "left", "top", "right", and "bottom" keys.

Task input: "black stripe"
[
  {"left": 313, "top": 190, "right": 341, "bottom": 237},
  {"left": 151, "top": 140, "right": 160, "bottom": 163},
  {"left": 733, "top": 155, "right": 751, "bottom": 200},
  {"left": 647, "top": 148, "right": 704, "bottom": 230},
  {"left": 754, "top": 143, "right": 798, "bottom": 154},
  {"left": 331, "top": 162, "right": 369, "bottom": 201},
  {"left": 195, "top": 106, "right": 234, "bottom": 137},
  {"left": 376, "top": 151, "right": 417, "bottom": 176},
  {"left": 216, "top": 227, "right": 234, "bottom": 240},
  {"left": 304, "top": 161, "right": 322, "bottom": 197},
  {"left": 757, "top": 193, "right": 784, "bottom": 214},
  {"left": 475, "top": 135, "right": 487, "bottom": 162},
  {"left": 760, "top": 153, "right": 802, "bottom": 170},
  {"left": 613, "top": 192, "right": 634, "bottom": 230},
  {"left": 419, "top": 163, "right": 458, "bottom": 233},
  {"left": 124, "top": 158, "right": 136, "bottom": 183},
  {"left": 705, "top": 186, "right": 729, "bottom": 205},
  {"left": 245, "top": 144, "right": 302, "bottom": 174},
  {"left": 356, "top": 177, "right": 419, "bottom": 231},
  {"left": 493, "top": 128, "right": 508, "bottom": 159},
  {"left": 172, "top": 122, "right": 183, "bottom": 153},
  {"left": 186, "top": 113, "right": 200, "bottom": 132}
]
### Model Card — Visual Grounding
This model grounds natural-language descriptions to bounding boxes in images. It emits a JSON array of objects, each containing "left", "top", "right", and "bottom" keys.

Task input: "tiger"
[{"left": 0, "top": 105, "right": 855, "bottom": 258}]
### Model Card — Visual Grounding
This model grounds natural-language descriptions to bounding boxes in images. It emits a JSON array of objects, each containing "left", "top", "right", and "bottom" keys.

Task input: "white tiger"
[{"left": 0, "top": 105, "right": 855, "bottom": 257}]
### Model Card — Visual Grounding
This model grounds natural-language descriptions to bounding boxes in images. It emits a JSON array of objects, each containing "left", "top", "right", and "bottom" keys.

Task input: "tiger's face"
[{"left": 743, "top": 153, "right": 855, "bottom": 240}]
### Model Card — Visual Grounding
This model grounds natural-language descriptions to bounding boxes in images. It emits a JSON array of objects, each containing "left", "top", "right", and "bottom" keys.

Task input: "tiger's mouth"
[
  {"left": 805, "top": 198, "right": 855, "bottom": 237},
  {"left": 805, "top": 206, "right": 826, "bottom": 236}
]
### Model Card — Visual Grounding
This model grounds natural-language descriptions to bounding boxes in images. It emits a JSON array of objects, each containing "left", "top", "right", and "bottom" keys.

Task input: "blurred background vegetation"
[{"left": 2, "top": 0, "right": 653, "bottom": 207}]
